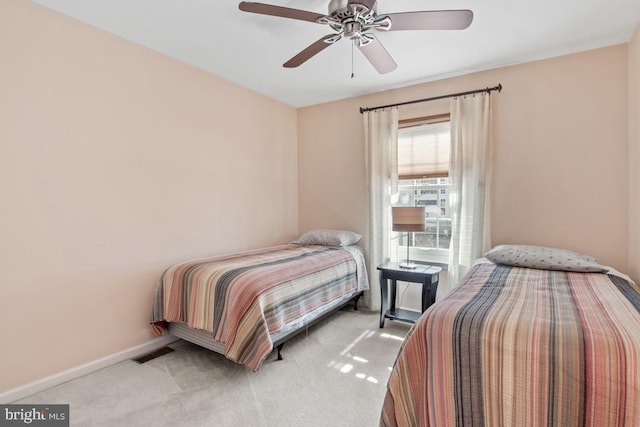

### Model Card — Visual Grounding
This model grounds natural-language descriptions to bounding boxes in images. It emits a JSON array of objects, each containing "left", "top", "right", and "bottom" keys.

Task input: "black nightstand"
[{"left": 377, "top": 262, "right": 442, "bottom": 328}]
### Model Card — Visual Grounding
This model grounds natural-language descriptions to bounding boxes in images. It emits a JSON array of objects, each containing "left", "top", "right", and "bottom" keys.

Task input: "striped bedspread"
[
  {"left": 381, "top": 262, "right": 640, "bottom": 427},
  {"left": 151, "top": 244, "right": 366, "bottom": 370}
]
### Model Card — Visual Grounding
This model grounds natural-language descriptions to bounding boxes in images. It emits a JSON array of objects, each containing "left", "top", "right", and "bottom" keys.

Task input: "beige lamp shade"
[{"left": 392, "top": 206, "right": 426, "bottom": 232}]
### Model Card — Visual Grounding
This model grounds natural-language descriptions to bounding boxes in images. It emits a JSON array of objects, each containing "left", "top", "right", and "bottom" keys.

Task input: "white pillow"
[
  {"left": 485, "top": 244, "right": 608, "bottom": 273},
  {"left": 292, "top": 229, "right": 361, "bottom": 247}
]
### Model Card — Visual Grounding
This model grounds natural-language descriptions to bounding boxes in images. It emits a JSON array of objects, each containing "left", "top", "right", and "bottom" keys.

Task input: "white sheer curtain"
[
  {"left": 448, "top": 93, "right": 493, "bottom": 285},
  {"left": 364, "top": 107, "right": 398, "bottom": 310}
]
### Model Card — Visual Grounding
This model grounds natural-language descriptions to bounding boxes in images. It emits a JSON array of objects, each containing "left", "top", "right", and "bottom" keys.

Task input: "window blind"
[{"left": 398, "top": 120, "right": 450, "bottom": 179}]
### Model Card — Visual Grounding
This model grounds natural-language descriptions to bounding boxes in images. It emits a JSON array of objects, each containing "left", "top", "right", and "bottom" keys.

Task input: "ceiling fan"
[{"left": 238, "top": 0, "right": 473, "bottom": 74}]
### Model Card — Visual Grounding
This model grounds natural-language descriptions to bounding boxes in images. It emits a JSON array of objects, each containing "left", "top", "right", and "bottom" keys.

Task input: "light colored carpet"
[{"left": 16, "top": 309, "right": 411, "bottom": 427}]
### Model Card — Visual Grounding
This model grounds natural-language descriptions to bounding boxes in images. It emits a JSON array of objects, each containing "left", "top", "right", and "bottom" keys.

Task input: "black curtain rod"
[{"left": 359, "top": 83, "right": 503, "bottom": 114}]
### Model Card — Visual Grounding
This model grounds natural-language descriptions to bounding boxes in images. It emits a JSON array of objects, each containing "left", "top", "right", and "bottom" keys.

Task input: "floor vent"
[{"left": 133, "top": 346, "right": 175, "bottom": 364}]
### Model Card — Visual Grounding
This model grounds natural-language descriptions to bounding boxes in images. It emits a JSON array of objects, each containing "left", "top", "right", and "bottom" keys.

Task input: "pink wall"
[
  {"left": 0, "top": 1, "right": 298, "bottom": 393},
  {"left": 490, "top": 47, "right": 628, "bottom": 264},
  {"left": 299, "top": 45, "right": 631, "bottom": 310},
  {"left": 630, "top": 25, "right": 640, "bottom": 282}
]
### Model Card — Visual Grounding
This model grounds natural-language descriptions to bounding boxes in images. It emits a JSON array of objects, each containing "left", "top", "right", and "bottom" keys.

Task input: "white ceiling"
[{"left": 32, "top": 0, "right": 640, "bottom": 108}]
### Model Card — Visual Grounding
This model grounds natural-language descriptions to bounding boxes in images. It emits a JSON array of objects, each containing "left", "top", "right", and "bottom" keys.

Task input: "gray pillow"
[
  {"left": 292, "top": 229, "right": 361, "bottom": 247},
  {"left": 485, "top": 245, "right": 608, "bottom": 273}
]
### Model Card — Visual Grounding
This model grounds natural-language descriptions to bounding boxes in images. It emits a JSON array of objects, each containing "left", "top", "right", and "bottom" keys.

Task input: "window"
[{"left": 394, "top": 115, "right": 451, "bottom": 265}]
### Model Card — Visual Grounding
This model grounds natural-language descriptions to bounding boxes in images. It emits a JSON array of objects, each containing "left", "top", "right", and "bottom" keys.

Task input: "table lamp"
[{"left": 392, "top": 206, "right": 426, "bottom": 269}]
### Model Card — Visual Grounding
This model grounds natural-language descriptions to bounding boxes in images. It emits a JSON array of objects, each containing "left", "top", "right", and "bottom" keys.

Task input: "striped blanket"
[
  {"left": 151, "top": 244, "right": 366, "bottom": 370},
  {"left": 381, "top": 262, "right": 640, "bottom": 427}
]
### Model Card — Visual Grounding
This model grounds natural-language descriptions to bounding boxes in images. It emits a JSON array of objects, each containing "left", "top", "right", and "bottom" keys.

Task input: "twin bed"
[
  {"left": 150, "top": 229, "right": 368, "bottom": 371},
  {"left": 380, "top": 245, "right": 640, "bottom": 426}
]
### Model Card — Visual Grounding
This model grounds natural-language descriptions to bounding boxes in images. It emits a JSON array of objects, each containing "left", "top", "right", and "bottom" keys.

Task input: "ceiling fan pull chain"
[{"left": 351, "top": 41, "right": 355, "bottom": 78}]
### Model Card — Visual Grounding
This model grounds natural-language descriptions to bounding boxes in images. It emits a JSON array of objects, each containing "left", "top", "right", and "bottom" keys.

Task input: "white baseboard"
[{"left": 0, "top": 335, "right": 179, "bottom": 404}]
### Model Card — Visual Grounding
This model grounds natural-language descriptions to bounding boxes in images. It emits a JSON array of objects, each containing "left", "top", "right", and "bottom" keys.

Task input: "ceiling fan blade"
[
  {"left": 239, "top": 2, "right": 327, "bottom": 24},
  {"left": 356, "top": 34, "right": 397, "bottom": 74},
  {"left": 378, "top": 10, "right": 473, "bottom": 31},
  {"left": 347, "top": 0, "right": 377, "bottom": 11},
  {"left": 284, "top": 34, "right": 339, "bottom": 68}
]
